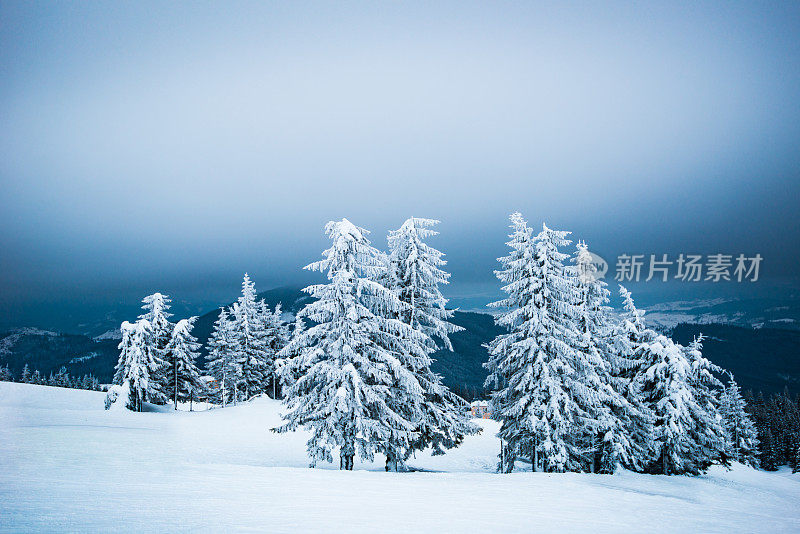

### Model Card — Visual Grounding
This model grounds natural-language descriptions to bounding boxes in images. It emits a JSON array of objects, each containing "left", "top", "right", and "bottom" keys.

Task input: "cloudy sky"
[{"left": 2, "top": 1, "right": 799, "bottom": 325}]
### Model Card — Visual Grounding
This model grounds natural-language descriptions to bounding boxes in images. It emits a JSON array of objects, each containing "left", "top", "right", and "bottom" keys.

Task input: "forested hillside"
[{"left": 2, "top": 288, "right": 797, "bottom": 398}]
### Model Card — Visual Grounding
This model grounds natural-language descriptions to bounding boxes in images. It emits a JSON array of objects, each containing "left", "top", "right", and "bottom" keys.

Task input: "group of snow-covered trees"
[
  {"left": 745, "top": 388, "right": 800, "bottom": 472},
  {"left": 0, "top": 364, "right": 102, "bottom": 391},
  {"left": 104, "top": 213, "right": 772, "bottom": 476},
  {"left": 204, "top": 273, "right": 289, "bottom": 405},
  {"left": 275, "top": 218, "right": 477, "bottom": 470},
  {"left": 110, "top": 275, "right": 291, "bottom": 412},
  {"left": 484, "top": 213, "right": 759, "bottom": 475},
  {"left": 110, "top": 293, "right": 204, "bottom": 411}
]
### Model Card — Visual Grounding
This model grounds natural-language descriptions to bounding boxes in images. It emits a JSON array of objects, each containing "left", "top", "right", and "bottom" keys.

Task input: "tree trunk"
[
  {"left": 341, "top": 424, "right": 355, "bottom": 471},
  {"left": 340, "top": 452, "right": 354, "bottom": 471},
  {"left": 221, "top": 375, "right": 226, "bottom": 408},
  {"left": 501, "top": 441, "right": 515, "bottom": 473},
  {"left": 385, "top": 453, "right": 399, "bottom": 472},
  {"left": 173, "top": 361, "right": 178, "bottom": 410}
]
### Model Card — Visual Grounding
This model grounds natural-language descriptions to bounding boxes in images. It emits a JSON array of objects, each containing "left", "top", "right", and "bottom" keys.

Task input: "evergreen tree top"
[
  {"left": 618, "top": 285, "right": 646, "bottom": 334},
  {"left": 387, "top": 216, "right": 462, "bottom": 351},
  {"left": 240, "top": 273, "right": 256, "bottom": 303},
  {"left": 305, "top": 218, "right": 386, "bottom": 281},
  {"left": 172, "top": 316, "right": 199, "bottom": 339},
  {"left": 139, "top": 293, "right": 172, "bottom": 321}
]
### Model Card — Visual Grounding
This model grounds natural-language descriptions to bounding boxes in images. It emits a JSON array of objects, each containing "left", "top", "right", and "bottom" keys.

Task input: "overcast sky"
[{"left": 1, "top": 1, "right": 799, "bottom": 322}]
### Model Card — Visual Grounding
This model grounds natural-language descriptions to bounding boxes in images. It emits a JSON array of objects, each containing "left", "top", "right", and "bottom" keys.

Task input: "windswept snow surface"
[{"left": 1, "top": 382, "right": 798, "bottom": 533}]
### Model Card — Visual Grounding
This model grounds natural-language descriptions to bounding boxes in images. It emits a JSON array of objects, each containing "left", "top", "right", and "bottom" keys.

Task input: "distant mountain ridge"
[
  {"left": 0, "top": 328, "right": 119, "bottom": 381},
  {"left": 2, "top": 287, "right": 797, "bottom": 398},
  {"left": 642, "top": 296, "right": 800, "bottom": 332}
]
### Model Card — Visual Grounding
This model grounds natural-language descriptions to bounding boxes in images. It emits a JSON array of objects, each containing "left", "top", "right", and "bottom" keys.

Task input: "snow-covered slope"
[{"left": 1, "top": 382, "right": 798, "bottom": 533}]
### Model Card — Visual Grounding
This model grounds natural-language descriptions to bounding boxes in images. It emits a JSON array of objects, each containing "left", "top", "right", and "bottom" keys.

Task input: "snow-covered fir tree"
[
  {"left": 719, "top": 377, "right": 760, "bottom": 467},
  {"left": 572, "top": 242, "right": 647, "bottom": 473},
  {"left": 0, "top": 365, "right": 13, "bottom": 382},
  {"left": 261, "top": 300, "right": 289, "bottom": 399},
  {"left": 632, "top": 333, "right": 724, "bottom": 475},
  {"left": 386, "top": 217, "right": 465, "bottom": 349},
  {"left": 54, "top": 366, "right": 69, "bottom": 387},
  {"left": 229, "top": 274, "right": 270, "bottom": 401},
  {"left": 611, "top": 286, "right": 653, "bottom": 388},
  {"left": 205, "top": 308, "right": 239, "bottom": 406},
  {"left": 277, "top": 219, "right": 425, "bottom": 470},
  {"left": 486, "top": 215, "right": 602, "bottom": 473},
  {"left": 138, "top": 293, "right": 173, "bottom": 404},
  {"left": 20, "top": 364, "right": 30, "bottom": 383},
  {"left": 113, "top": 320, "right": 162, "bottom": 411},
  {"left": 276, "top": 315, "right": 305, "bottom": 393},
  {"left": 274, "top": 305, "right": 291, "bottom": 386},
  {"left": 385, "top": 217, "right": 476, "bottom": 467},
  {"left": 794, "top": 440, "right": 800, "bottom": 474},
  {"left": 600, "top": 286, "right": 657, "bottom": 472},
  {"left": 683, "top": 335, "right": 728, "bottom": 461},
  {"left": 275, "top": 314, "right": 306, "bottom": 396},
  {"left": 484, "top": 213, "right": 539, "bottom": 472},
  {"left": 165, "top": 316, "right": 203, "bottom": 410}
]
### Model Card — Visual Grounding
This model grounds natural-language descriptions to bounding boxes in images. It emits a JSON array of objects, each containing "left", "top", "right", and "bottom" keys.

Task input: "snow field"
[{"left": 2, "top": 382, "right": 799, "bottom": 533}]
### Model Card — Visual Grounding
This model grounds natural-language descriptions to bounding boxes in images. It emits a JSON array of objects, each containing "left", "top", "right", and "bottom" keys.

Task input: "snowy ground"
[{"left": 1, "top": 382, "right": 799, "bottom": 533}]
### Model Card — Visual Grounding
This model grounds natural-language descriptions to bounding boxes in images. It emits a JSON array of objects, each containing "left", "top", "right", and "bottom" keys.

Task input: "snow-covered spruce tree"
[
  {"left": 632, "top": 334, "right": 725, "bottom": 475},
  {"left": 683, "top": 335, "right": 728, "bottom": 462},
  {"left": 261, "top": 301, "right": 290, "bottom": 399},
  {"left": 484, "top": 213, "right": 534, "bottom": 473},
  {"left": 138, "top": 293, "right": 173, "bottom": 404},
  {"left": 719, "top": 377, "right": 760, "bottom": 467},
  {"left": 276, "top": 315, "right": 305, "bottom": 394},
  {"left": 612, "top": 286, "right": 653, "bottom": 385},
  {"left": 274, "top": 305, "right": 291, "bottom": 387},
  {"left": 54, "top": 366, "right": 70, "bottom": 387},
  {"left": 205, "top": 308, "right": 239, "bottom": 406},
  {"left": 276, "top": 219, "right": 424, "bottom": 471},
  {"left": 607, "top": 286, "right": 658, "bottom": 470},
  {"left": 0, "top": 365, "right": 13, "bottom": 382},
  {"left": 229, "top": 274, "right": 269, "bottom": 401},
  {"left": 573, "top": 242, "right": 647, "bottom": 474},
  {"left": 112, "top": 320, "right": 161, "bottom": 412},
  {"left": 165, "top": 316, "right": 203, "bottom": 410},
  {"left": 485, "top": 215, "right": 596, "bottom": 473},
  {"left": 20, "top": 364, "right": 30, "bottom": 383},
  {"left": 386, "top": 217, "right": 465, "bottom": 349},
  {"left": 793, "top": 437, "right": 800, "bottom": 473},
  {"left": 385, "top": 217, "right": 476, "bottom": 468},
  {"left": 760, "top": 426, "right": 779, "bottom": 471}
]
